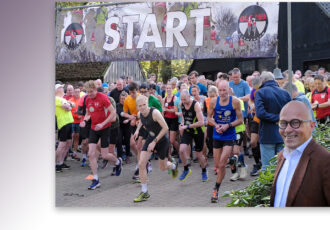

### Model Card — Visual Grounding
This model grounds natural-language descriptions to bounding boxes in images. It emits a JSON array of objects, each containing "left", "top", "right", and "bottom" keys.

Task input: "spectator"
[
  {"left": 311, "top": 74, "right": 330, "bottom": 123},
  {"left": 283, "top": 82, "right": 317, "bottom": 128},
  {"left": 254, "top": 71, "right": 291, "bottom": 169},
  {"left": 271, "top": 101, "right": 330, "bottom": 207}
]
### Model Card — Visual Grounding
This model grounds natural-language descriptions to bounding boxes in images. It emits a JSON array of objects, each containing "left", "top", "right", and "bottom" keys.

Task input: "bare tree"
[{"left": 213, "top": 7, "right": 238, "bottom": 36}]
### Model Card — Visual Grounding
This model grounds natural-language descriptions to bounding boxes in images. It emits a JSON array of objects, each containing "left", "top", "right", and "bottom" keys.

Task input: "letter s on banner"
[{"left": 104, "top": 17, "right": 120, "bottom": 51}]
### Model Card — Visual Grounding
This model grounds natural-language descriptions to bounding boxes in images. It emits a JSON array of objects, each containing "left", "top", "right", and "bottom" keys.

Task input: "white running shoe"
[
  {"left": 230, "top": 172, "right": 240, "bottom": 181},
  {"left": 239, "top": 166, "right": 248, "bottom": 180}
]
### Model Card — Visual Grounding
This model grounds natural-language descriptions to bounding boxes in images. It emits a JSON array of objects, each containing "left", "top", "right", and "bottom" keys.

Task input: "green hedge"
[{"left": 223, "top": 123, "right": 330, "bottom": 207}]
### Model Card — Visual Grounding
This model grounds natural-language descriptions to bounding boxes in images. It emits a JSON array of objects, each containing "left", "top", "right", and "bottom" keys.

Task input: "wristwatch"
[
  {"left": 228, "top": 123, "right": 233, "bottom": 129},
  {"left": 153, "top": 138, "right": 158, "bottom": 143},
  {"left": 187, "top": 124, "right": 190, "bottom": 129}
]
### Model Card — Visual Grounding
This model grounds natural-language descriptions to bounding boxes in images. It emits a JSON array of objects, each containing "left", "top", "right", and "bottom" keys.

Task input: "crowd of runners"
[{"left": 55, "top": 67, "right": 330, "bottom": 203}]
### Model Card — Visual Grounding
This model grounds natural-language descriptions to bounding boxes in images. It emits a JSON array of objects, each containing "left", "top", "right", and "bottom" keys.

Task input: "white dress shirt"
[{"left": 274, "top": 137, "right": 312, "bottom": 207}]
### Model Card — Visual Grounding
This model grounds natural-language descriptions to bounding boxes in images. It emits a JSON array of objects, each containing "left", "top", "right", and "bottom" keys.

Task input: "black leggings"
[
  {"left": 206, "top": 124, "right": 214, "bottom": 155},
  {"left": 116, "top": 123, "right": 131, "bottom": 158}
]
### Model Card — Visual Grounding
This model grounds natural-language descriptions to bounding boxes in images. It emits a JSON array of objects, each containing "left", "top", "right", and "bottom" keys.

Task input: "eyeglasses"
[
  {"left": 139, "top": 90, "right": 147, "bottom": 94},
  {"left": 278, "top": 119, "right": 311, "bottom": 130}
]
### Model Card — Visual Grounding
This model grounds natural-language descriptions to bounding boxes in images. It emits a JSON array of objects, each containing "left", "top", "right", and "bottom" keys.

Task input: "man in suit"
[{"left": 270, "top": 101, "right": 330, "bottom": 207}]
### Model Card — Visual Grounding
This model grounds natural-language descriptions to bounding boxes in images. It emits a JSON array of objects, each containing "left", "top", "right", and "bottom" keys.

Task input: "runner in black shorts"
[
  {"left": 58, "top": 123, "right": 72, "bottom": 142},
  {"left": 178, "top": 90, "right": 208, "bottom": 182},
  {"left": 55, "top": 84, "right": 74, "bottom": 173},
  {"left": 132, "top": 95, "right": 178, "bottom": 202},
  {"left": 207, "top": 81, "right": 243, "bottom": 203},
  {"left": 80, "top": 80, "right": 122, "bottom": 190}
]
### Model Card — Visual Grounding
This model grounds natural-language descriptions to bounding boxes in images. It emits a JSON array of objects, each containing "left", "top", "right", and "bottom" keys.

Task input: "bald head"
[
  {"left": 95, "top": 79, "right": 102, "bottom": 88},
  {"left": 218, "top": 80, "right": 230, "bottom": 99},
  {"left": 280, "top": 101, "right": 312, "bottom": 121}
]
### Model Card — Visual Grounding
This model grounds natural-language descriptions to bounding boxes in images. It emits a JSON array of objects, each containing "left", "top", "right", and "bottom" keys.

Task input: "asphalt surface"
[{"left": 56, "top": 153, "right": 257, "bottom": 207}]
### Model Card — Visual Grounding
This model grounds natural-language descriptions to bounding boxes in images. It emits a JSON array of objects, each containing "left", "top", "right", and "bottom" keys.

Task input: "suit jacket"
[{"left": 270, "top": 139, "right": 330, "bottom": 207}]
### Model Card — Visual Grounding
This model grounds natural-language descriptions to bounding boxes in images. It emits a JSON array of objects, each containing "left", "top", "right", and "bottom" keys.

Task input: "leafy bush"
[
  {"left": 312, "top": 122, "right": 330, "bottom": 151},
  {"left": 223, "top": 156, "right": 277, "bottom": 207},
  {"left": 223, "top": 123, "right": 329, "bottom": 207}
]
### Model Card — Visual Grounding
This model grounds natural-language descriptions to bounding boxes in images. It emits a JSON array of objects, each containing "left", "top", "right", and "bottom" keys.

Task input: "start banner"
[{"left": 55, "top": 2, "right": 279, "bottom": 64}]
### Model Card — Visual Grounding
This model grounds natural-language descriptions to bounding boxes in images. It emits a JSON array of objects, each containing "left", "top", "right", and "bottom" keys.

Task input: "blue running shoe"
[
  {"left": 81, "top": 158, "right": 86, "bottom": 167},
  {"left": 88, "top": 179, "right": 100, "bottom": 190},
  {"left": 179, "top": 169, "right": 191, "bottom": 182},
  {"left": 115, "top": 158, "right": 122, "bottom": 176},
  {"left": 201, "top": 170, "right": 208, "bottom": 182}
]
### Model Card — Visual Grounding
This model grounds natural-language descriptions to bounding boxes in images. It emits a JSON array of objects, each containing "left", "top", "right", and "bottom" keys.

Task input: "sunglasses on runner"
[{"left": 278, "top": 119, "right": 311, "bottom": 130}]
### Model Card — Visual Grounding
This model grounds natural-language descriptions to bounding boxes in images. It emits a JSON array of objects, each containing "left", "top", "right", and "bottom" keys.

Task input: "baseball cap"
[
  {"left": 102, "top": 83, "right": 109, "bottom": 88},
  {"left": 55, "top": 84, "right": 64, "bottom": 91}
]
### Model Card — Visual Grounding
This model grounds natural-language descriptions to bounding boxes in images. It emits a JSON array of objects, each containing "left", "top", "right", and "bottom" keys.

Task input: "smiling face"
[{"left": 279, "top": 101, "right": 315, "bottom": 151}]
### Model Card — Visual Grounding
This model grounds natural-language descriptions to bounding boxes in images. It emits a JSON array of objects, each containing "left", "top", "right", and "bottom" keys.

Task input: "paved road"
[{"left": 56, "top": 154, "right": 257, "bottom": 207}]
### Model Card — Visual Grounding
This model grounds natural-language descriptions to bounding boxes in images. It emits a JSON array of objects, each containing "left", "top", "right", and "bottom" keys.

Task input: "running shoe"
[
  {"left": 81, "top": 158, "right": 87, "bottom": 167},
  {"left": 211, "top": 188, "right": 218, "bottom": 203},
  {"left": 201, "top": 170, "right": 208, "bottom": 182},
  {"left": 115, "top": 158, "right": 122, "bottom": 176},
  {"left": 110, "top": 167, "right": 116, "bottom": 176},
  {"left": 101, "top": 159, "right": 108, "bottom": 169},
  {"left": 133, "top": 192, "right": 150, "bottom": 202},
  {"left": 61, "top": 163, "right": 70, "bottom": 170},
  {"left": 179, "top": 169, "right": 191, "bottom": 182},
  {"left": 71, "top": 153, "right": 80, "bottom": 161},
  {"left": 132, "top": 174, "right": 139, "bottom": 180},
  {"left": 239, "top": 166, "right": 248, "bottom": 180},
  {"left": 172, "top": 159, "right": 179, "bottom": 179},
  {"left": 88, "top": 179, "right": 101, "bottom": 190},
  {"left": 230, "top": 172, "right": 240, "bottom": 181},
  {"left": 229, "top": 155, "right": 238, "bottom": 169},
  {"left": 56, "top": 165, "right": 62, "bottom": 173},
  {"left": 250, "top": 164, "right": 261, "bottom": 176}
]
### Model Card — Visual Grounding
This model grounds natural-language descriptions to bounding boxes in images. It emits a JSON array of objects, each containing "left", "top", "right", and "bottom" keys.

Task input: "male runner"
[
  {"left": 80, "top": 80, "right": 122, "bottom": 190},
  {"left": 178, "top": 89, "right": 208, "bottom": 182},
  {"left": 207, "top": 81, "right": 243, "bottom": 203},
  {"left": 133, "top": 95, "right": 178, "bottom": 202}
]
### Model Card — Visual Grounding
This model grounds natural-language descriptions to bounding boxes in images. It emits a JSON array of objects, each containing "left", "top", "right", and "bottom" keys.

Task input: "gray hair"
[
  {"left": 180, "top": 89, "right": 190, "bottom": 98},
  {"left": 251, "top": 77, "right": 262, "bottom": 88},
  {"left": 283, "top": 82, "right": 298, "bottom": 92},
  {"left": 170, "top": 77, "right": 178, "bottom": 83},
  {"left": 208, "top": 85, "right": 218, "bottom": 95},
  {"left": 260, "top": 71, "right": 275, "bottom": 83},
  {"left": 198, "top": 75, "right": 205, "bottom": 81}
]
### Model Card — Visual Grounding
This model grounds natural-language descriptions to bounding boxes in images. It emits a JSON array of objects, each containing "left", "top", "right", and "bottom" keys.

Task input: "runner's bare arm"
[
  {"left": 207, "top": 97, "right": 218, "bottom": 127},
  {"left": 133, "top": 112, "right": 142, "bottom": 141}
]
